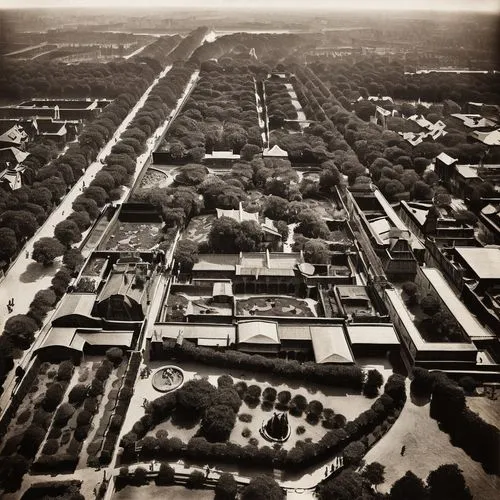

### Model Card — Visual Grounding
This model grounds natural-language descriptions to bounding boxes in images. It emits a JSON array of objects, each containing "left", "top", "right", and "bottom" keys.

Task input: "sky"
[{"left": 0, "top": 0, "right": 498, "bottom": 12}]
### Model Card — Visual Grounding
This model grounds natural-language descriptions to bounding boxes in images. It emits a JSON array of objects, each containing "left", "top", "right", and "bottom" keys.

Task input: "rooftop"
[
  {"left": 52, "top": 293, "right": 96, "bottom": 322},
  {"left": 436, "top": 152, "right": 458, "bottom": 165},
  {"left": 420, "top": 267, "right": 496, "bottom": 340},
  {"left": 310, "top": 325, "right": 354, "bottom": 364},
  {"left": 346, "top": 324, "right": 400, "bottom": 345},
  {"left": 238, "top": 320, "right": 280, "bottom": 345},
  {"left": 455, "top": 247, "right": 500, "bottom": 281}
]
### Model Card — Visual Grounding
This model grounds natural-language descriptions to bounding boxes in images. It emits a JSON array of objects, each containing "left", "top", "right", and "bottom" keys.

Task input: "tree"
[
  {"left": 4, "top": 314, "right": 38, "bottom": 349},
  {"left": 176, "top": 379, "right": 217, "bottom": 414},
  {"left": 215, "top": 472, "right": 238, "bottom": 500},
  {"left": 68, "top": 210, "right": 91, "bottom": 231},
  {"left": 317, "top": 469, "right": 367, "bottom": 500},
  {"left": 0, "top": 227, "right": 17, "bottom": 261},
  {"left": 363, "top": 369, "right": 384, "bottom": 398},
  {"left": 186, "top": 470, "right": 205, "bottom": 489},
  {"left": 19, "top": 425, "right": 45, "bottom": 458},
  {"left": 410, "top": 367, "right": 434, "bottom": 398},
  {"left": 264, "top": 195, "right": 289, "bottom": 220},
  {"left": 319, "top": 163, "right": 342, "bottom": 192},
  {"left": 208, "top": 217, "right": 240, "bottom": 253},
  {"left": 156, "top": 462, "right": 175, "bottom": 485},
  {"left": 0, "top": 210, "right": 38, "bottom": 240},
  {"left": 0, "top": 454, "right": 30, "bottom": 492},
  {"left": 390, "top": 471, "right": 428, "bottom": 500},
  {"left": 68, "top": 384, "right": 88, "bottom": 405},
  {"left": 240, "top": 144, "right": 261, "bottom": 161},
  {"left": 133, "top": 466, "right": 148, "bottom": 485},
  {"left": 42, "top": 382, "right": 64, "bottom": 411},
  {"left": 343, "top": 440, "right": 366, "bottom": 466},
  {"left": 427, "top": 464, "right": 472, "bottom": 500},
  {"left": 303, "top": 239, "right": 330, "bottom": 264},
  {"left": 296, "top": 210, "right": 330, "bottom": 239},
  {"left": 241, "top": 475, "right": 284, "bottom": 500},
  {"left": 106, "top": 347, "right": 124, "bottom": 366},
  {"left": 202, "top": 404, "right": 237, "bottom": 442},
  {"left": 32, "top": 237, "right": 65, "bottom": 265},
  {"left": 63, "top": 248, "right": 84, "bottom": 272},
  {"left": 213, "top": 388, "right": 242, "bottom": 413},
  {"left": 54, "top": 402, "right": 75, "bottom": 426},
  {"left": 363, "top": 462, "right": 385, "bottom": 489},
  {"left": 174, "top": 239, "right": 199, "bottom": 271},
  {"left": 54, "top": 220, "right": 82, "bottom": 247},
  {"left": 57, "top": 359, "right": 74, "bottom": 381}
]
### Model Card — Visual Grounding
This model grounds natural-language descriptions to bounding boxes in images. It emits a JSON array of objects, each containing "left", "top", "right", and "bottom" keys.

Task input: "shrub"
[
  {"left": 213, "top": 388, "right": 242, "bottom": 413},
  {"left": 201, "top": 405, "right": 237, "bottom": 442},
  {"left": 133, "top": 466, "right": 148, "bottom": 486},
  {"left": 262, "top": 387, "right": 277, "bottom": 402},
  {"left": 42, "top": 382, "right": 64, "bottom": 411},
  {"left": 156, "top": 462, "right": 175, "bottom": 485},
  {"left": 68, "top": 384, "right": 88, "bottom": 405},
  {"left": 106, "top": 347, "right": 124, "bottom": 366},
  {"left": 234, "top": 381, "right": 248, "bottom": 398},
  {"left": 186, "top": 470, "right": 205, "bottom": 489},
  {"left": 48, "top": 426, "right": 62, "bottom": 439},
  {"left": 19, "top": 424, "right": 46, "bottom": 458},
  {"left": 95, "top": 364, "right": 112, "bottom": 382},
  {"left": 54, "top": 403, "right": 76, "bottom": 426},
  {"left": 363, "top": 369, "right": 384, "bottom": 398},
  {"left": 217, "top": 374, "right": 234, "bottom": 388},
  {"left": 238, "top": 413, "right": 253, "bottom": 423},
  {"left": 343, "top": 440, "right": 366, "bottom": 466},
  {"left": 242, "top": 428, "right": 251, "bottom": 438},
  {"left": 307, "top": 400, "right": 323, "bottom": 416},
  {"left": 74, "top": 425, "right": 90, "bottom": 442},
  {"left": 16, "top": 409, "right": 31, "bottom": 425},
  {"left": 296, "top": 426, "right": 306, "bottom": 435},
  {"left": 88, "top": 379, "right": 104, "bottom": 397},
  {"left": 261, "top": 400, "right": 274, "bottom": 412},
  {"left": 277, "top": 391, "right": 291, "bottom": 404},
  {"left": 83, "top": 397, "right": 99, "bottom": 414},
  {"left": 458, "top": 376, "right": 478, "bottom": 394},
  {"left": 76, "top": 410, "right": 92, "bottom": 427},
  {"left": 42, "top": 439, "right": 59, "bottom": 455},
  {"left": 215, "top": 472, "right": 238, "bottom": 500},
  {"left": 244, "top": 385, "right": 262, "bottom": 405},
  {"left": 176, "top": 379, "right": 217, "bottom": 414}
]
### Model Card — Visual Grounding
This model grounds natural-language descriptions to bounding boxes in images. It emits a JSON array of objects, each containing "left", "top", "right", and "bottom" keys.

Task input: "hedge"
[{"left": 162, "top": 340, "right": 364, "bottom": 389}]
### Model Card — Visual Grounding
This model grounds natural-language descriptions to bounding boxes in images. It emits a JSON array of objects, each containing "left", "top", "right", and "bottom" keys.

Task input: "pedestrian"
[
  {"left": 401, "top": 445, "right": 406, "bottom": 456},
  {"left": 25, "top": 251, "right": 29, "bottom": 259},
  {"left": 324, "top": 467, "right": 328, "bottom": 477},
  {"left": 11, "top": 298, "right": 14, "bottom": 306}
]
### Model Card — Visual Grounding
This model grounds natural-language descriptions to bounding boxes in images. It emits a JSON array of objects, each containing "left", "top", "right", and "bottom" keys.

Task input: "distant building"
[{"left": 263, "top": 144, "right": 289, "bottom": 159}]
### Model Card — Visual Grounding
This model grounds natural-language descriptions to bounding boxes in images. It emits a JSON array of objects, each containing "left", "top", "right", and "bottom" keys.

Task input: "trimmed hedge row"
[
  {"left": 161, "top": 340, "right": 364, "bottom": 390},
  {"left": 95, "top": 351, "right": 141, "bottom": 465}
]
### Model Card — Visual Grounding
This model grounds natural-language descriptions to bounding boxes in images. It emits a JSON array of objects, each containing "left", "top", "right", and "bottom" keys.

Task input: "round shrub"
[
  {"left": 234, "top": 381, "right": 248, "bottom": 398},
  {"left": 110, "top": 415, "right": 123, "bottom": 432},
  {"left": 156, "top": 429, "right": 169, "bottom": 439},
  {"left": 88, "top": 379, "right": 104, "bottom": 397},
  {"left": 54, "top": 403, "right": 75, "bottom": 426},
  {"left": 186, "top": 470, "right": 205, "bottom": 489},
  {"left": 74, "top": 424, "right": 90, "bottom": 442},
  {"left": 307, "top": 400, "right": 323, "bottom": 416},
  {"left": 84, "top": 397, "right": 98, "bottom": 414},
  {"left": 248, "top": 437, "right": 258, "bottom": 446},
  {"left": 95, "top": 365, "right": 112, "bottom": 382},
  {"left": 176, "top": 379, "right": 217, "bottom": 414},
  {"left": 217, "top": 374, "right": 234, "bottom": 388},
  {"left": 57, "top": 360, "right": 74, "bottom": 381},
  {"left": 42, "top": 439, "right": 59, "bottom": 455},
  {"left": 277, "top": 390, "right": 291, "bottom": 404},
  {"left": 156, "top": 462, "right": 175, "bottom": 485},
  {"left": 42, "top": 382, "right": 64, "bottom": 411},
  {"left": 16, "top": 409, "right": 31, "bottom": 425},
  {"left": 48, "top": 426, "right": 62, "bottom": 439},
  {"left": 32, "top": 408, "right": 52, "bottom": 430},
  {"left": 261, "top": 400, "right": 274, "bottom": 412},
  {"left": 76, "top": 409, "right": 92, "bottom": 426},
  {"left": 238, "top": 413, "right": 253, "bottom": 423},
  {"left": 262, "top": 387, "right": 277, "bottom": 402},
  {"left": 244, "top": 385, "right": 262, "bottom": 404},
  {"left": 106, "top": 347, "right": 124, "bottom": 366},
  {"left": 306, "top": 413, "right": 320, "bottom": 425},
  {"left": 242, "top": 427, "right": 252, "bottom": 438},
  {"left": 68, "top": 384, "right": 88, "bottom": 405},
  {"left": 296, "top": 426, "right": 306, "bottom": 435}
]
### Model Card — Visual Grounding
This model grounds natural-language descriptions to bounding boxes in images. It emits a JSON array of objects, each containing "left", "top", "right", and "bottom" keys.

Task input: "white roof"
[
  {"left": 472, "top": 129, "right": 500, "bottom": 146},
  {"left": 455, "top": 165, "right": 479, "bottom": 179},
  {"left": 212, "top": 281, "right": 233, "bottom": 297},
  {"left": 148, "top": 323, "right": 236, "bottom": 344},
  {"left": 310, "top": 325, "right": 354, "bottom": 364},
  {"left": 52, "top": 293, "right": 96, "bottom": 321},
  {"left": 436, "top": 152, "right": 458, "bottom": 165},
  {"left": 455, "top": 247, "right": 500, "bottom": 280},
  {"left": 263, "top": 145, "right": 289, "bottom": 157},
  {"left": 347, "top": 324, "right": 400, "bottom": 345},
  {"left": 238, "top": 320, "right": 280, "bottom": 344},
  {"left": 420, "top": 268, "right": 495, "bottom": 340}
]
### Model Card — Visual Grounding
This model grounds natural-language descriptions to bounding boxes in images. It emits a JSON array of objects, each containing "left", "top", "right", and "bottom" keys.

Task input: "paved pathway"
[{"left": 0, "top": 66, "right": 199, "bottom": 413}]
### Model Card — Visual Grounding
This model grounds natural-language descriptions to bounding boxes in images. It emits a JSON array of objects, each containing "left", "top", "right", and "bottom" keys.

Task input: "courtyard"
[{"left": 235, "top": 296, "right": 316, "bottom": 317}]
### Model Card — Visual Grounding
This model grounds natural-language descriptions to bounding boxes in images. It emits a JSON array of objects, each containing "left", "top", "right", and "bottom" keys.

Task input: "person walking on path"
[{"left": 401, "top": 445, "right": 406, "bottom": 456}]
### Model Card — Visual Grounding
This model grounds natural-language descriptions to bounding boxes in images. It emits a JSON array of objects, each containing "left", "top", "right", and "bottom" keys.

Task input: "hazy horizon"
[{"left": 1, "top": 0, "right": 498, "bottom": 13}]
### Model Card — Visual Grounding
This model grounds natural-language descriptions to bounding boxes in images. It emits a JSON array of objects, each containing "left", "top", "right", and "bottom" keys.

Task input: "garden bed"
[{"left": 235, "top": 296, "right": 316, "bottom": 317}]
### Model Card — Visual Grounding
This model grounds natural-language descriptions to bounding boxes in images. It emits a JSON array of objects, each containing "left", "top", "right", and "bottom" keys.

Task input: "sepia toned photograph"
[{"left": 0, "top": 1, "right": 498, "bottom": 499}]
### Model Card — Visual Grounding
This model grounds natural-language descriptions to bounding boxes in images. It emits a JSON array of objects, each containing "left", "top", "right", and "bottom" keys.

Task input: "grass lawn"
[
  {"left": 363, "top": 394, "right": 500, "bottom": 499},
  {"left": 113, "top": 484, "right": 214, "bottom": 500}
]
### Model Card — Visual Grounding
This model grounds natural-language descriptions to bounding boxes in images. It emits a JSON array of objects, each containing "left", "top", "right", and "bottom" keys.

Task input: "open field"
[{"left": 114, "top": 484, "right": 214, "bottom": 500}]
